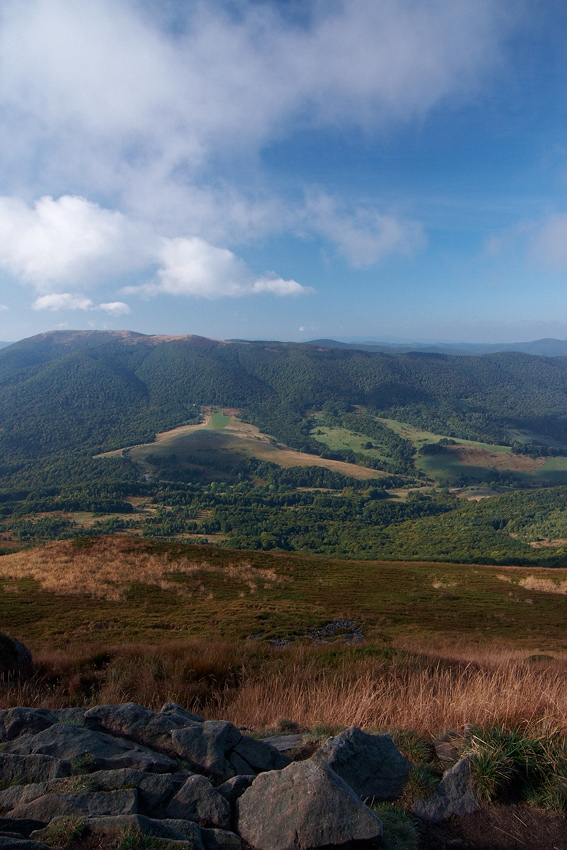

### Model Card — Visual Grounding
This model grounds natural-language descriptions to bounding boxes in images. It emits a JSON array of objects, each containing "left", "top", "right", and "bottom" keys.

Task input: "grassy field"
[
  {"left": 2, "top": 536, "right": 567, "bottom": 651},
  {"left": 1, "top": 537, "right": 567, "bottom": 737},
  {"left": 110, "top": 407, "right": 385, "bottom": 482}
]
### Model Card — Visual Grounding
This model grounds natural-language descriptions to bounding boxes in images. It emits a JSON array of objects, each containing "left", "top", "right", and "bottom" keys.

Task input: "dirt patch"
[
  {"left": 447, "top": 446, "right": 546, "bottom": 471},
  {"left": 519, "top": 576, "right": 567, "bottom": 594},
  {"left": 529, "top": 537, "right": 567, "bottom": 548},
  {"left": 419, "top": 802, "right": 567, "bottom": 850}
]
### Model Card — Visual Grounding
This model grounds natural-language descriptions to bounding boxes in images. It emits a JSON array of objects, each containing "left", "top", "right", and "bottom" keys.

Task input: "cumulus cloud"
[
  {"left": 99, "top": 301, "right": 131, "bottom": 315},
  {"left": 126, "top": 236, "right": 310, "bottom": 299},
  {"left": 306, "top": 193, "right": 426, "bottom": 267},
  {"left": 0, "top": 1, "right": 512, "bottom": 243},
  {"left": 33, "top": 293, "right": 94, "bottom": 311},
  {"left": 0, "top": 195, "right": 151, "bottom": 291},
  {"left": 0, "top": 194, "right": 311, "bottom": 301}
]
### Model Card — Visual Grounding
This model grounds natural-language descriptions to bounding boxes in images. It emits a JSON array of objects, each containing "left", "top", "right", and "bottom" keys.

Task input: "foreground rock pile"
[{"left": 0, "top": 702, "right": 476, "bottom": 849}]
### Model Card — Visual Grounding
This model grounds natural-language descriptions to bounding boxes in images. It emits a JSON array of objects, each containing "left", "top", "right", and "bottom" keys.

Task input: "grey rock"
[
  {"left": 433, "top": 740, "right": 459, "bottom": 763},
  {"left": 3, "top": 724, "right": 177, "bottom": 773},
  {"left": 225, "top": 753, "right": 251, "bottom": 777},
  {"left": 237, "top": 759, "right": 382, "bottom": 850},
  {"left": 85, "top": 702, "right": 202, "bottom": 756},
  {"left": 412, "top": 756, "right": 479, "bottom": 822},
  {"left": 10, "top": 789, "right": 138, "bottom": 821},
  {"left": 201, "top": 827, "right": 241, "bottom": 850},
  {"left": 0, "top": 636, "right": 32, "bottom": 682},
  {"left": 0, "top": 839, "right": 47, "bottom": 850},
  {"left": 0, "top": 711, "right": 53, "bottom": 743},
  {"left": 48, "top": 709, "right": 87, "bottom": 726},
  {"left": 73, "top": 767, "right": 189, "bottom": 814},
  {"left": 161, "top": 704, "right": 204, "bottom": 724},
  {"left": 314, "top": 727, "right": 411, "bottom": 801},
  {"left": 259, "top": 734, "right": 305, "bottom": 752},
  {"left": 163, "top": 775, "right": 231, "bottom": 829},
  {"left": 216, "top": 775, "right": 255, "bottom": 806},
  {"left": 34, "top": 814, "right": 202, "bottom": 844},
  {"left": 171, "top": 722, "right": 241, "bottom": 782},
  {"left": 230, "top": 736, "right": 291, "bottom": 774},
  {"left": 0, "top": 820, "right": 46, "bottom": 839},
  {"left": 0, "top": 755, "right": 71, "bottom": 785}
]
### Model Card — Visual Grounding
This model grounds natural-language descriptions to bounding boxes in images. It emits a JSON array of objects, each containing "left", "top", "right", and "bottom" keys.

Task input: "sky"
[{"left": 1, "top": 1, "right": 567, "bottom": 344}]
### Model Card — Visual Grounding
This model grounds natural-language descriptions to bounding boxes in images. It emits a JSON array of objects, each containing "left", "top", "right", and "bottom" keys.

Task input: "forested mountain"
[
  {"left": 308, "top": 337, "right": 567, "bottom": 357},
  {"left": 3, "top": 329, "right": 567, "bottom": 487}
]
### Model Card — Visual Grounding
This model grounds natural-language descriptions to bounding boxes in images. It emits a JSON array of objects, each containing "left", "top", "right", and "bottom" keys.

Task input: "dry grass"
[
  {"left": 2, "top": 641, "right": 566, "bottom": 739},
  {"left": 0, "top": 538, "right": 283, "bottom": 600}
]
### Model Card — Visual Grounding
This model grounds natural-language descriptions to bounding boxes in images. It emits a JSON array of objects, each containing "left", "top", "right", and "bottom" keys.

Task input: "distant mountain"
[
  {"left": 306, "top": 337, "right": 567, "bottom": 357},
  {"left": 0, "top": 341, "right": 11, "bottom": 349},
  {"left": 4, "top": 329, "right": 567, "bottom": 487}
]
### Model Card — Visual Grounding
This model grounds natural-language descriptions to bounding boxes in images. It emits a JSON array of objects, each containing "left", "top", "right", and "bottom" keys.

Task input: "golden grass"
[
  {"left": 0, "top": 538, "right": 283, "bottom": 600},
  {"left": 2, "top": 640, "right": 566, "bottom": 739}
]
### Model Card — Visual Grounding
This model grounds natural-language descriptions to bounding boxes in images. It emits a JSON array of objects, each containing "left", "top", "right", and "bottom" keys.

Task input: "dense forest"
[
  {"left": 2, "top": 330, "right": 567, "bottom": 487},
  {"left": 3, "top": 330, "right": 567, "bottom": 565}
]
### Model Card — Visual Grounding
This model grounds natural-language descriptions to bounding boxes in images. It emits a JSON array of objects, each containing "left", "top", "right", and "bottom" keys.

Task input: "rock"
[
  {"left": 0, "top": 636, "right": 32, "bottom": 681},
  {"left": 216, "top": 775, "right": 255, "bottom": 807},
  {"left": 236, "top": 759, "right": 383, "bottom": 850},
  {"left": 314, "top": 727, "right": 411, "bottom": 801},
  {"left": 259, "top": 734, "right": 305, "bottom": 752},
  {"left": 0, "top": 820, "right": 46, "bottom": 839},
  {"left": 34, "top": 814, "right": 202, "bottom": 844},
  {"left": 0, "top": 711, "right": 53, "bottom": 743},
  {"left": 229, "top": 736, "right": 291, "bottom": 774},
  {"left": 412, "top": 756, "right": 480, "bottom": 822},
  {"left": 0, "top": 839, "right": 47, "bottom": 850},
  {"left": 0, "top": 755, "right": 71, "bottom": 785},
  {"left": 200, "top": 827, "right": 241, "bottom": 850},
  {"left": 3, "top": 724, "right": 177, "bottom": 773},
  {"left": 163, "top": 775, "right": 231, "bottom": 829},
  {"left": 161, "top": 704, "right": 204, "bottom": 724},
  {"left": 84, "top": 702, "right": 202, "bottom": 756},
  {"left": 9, "top": 789, "right": 138, "bottom": 821},
  {"left": 171, "top": 722, "right": 241, "bottom": 783}
]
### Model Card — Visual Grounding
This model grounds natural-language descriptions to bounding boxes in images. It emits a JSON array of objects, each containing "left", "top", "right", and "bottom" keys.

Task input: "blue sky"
[{"left": 1, "top": 0, "right": 567, "bottom": 343}]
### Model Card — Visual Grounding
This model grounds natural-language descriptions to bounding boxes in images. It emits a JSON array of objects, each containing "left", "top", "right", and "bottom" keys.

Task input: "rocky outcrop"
[
  {"left": 0, "top": 702, "right": 445, "bottom": 849},
  {"left": 237, "top": 759, "right": 383, "bottom": 850},
  {"left": 314, "top": 726, "right": 411, "bottom": 801},
  {"left": 412, "top": 755, "right": 480, "bottom": 822},
  {"left": 0, "top": 636, "right": 32, "bottom": 681}
]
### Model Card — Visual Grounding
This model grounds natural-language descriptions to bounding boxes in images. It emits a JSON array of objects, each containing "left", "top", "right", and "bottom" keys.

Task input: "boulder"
[
  {"left": 163, "top": 775, "right": 231, "bottom": 829},
  {"left": 314, "top": 727, "right": 411, "bottom": 801},
  {"left": 0, "top": 636, "right": 32, "bottom": 681},
  {"left": 161, "top": 704, "right": 204, "bottom": 724},
  {"left": 229, "top": 736, "right": 291, "bottom": 774},
  {"left": 0, "top": 839, "right": 47, "bottom": 850},
  {"left": 216, "top": 775, "right": 255, "bottom": 807},
  {"left": 33, "top": 814, "right": 203, "bottom": 845},
  {"left": 84, "top": 702, "right": 202, "bottom": 756},
  {"left": 236, "top": 759, "right": 383, "bottom": 850},
  {"left": 3, "top": 724, "right": 177, "bottom": 773},
  {"left": 412, "top": 755, "right": 480, "bottom": 822},
  {"left": 171, "top": 722, "right": 241, "bottom": 783},
  {"left": 9, "top": 789, "right": 138, "bottom": 822},
  {"left": 259, "top": 734, "right": 305, "bottom": 753},
  {"left": 200, "top": 827, "right": 241, "bottom": 850},
  {"left": 0, "top": 820, "right": 47, "bottom": 839},
  {"left": 0, "top": 711, "right": 53, "bottom": 743},
  {"left": 0, "top": 755, "right": 71, "bottom": 785}
]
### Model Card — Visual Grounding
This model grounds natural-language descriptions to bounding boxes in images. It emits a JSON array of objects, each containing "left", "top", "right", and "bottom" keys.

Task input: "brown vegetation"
[{"left": 2, "top": 640, "right": 566, "bottom": 739}]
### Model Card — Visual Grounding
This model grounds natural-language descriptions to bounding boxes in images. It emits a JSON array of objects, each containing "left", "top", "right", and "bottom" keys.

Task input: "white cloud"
[
  {"left": 99, "top": 301, "right": 131, "bottom": 315},
  {"left": 305, "top": 193, "right": 426, "bottom": 267},
  {"left": 0, "top": 194, "right": 309, "bottom": 300},
  {"left": 0, "top": 1, "right": 512, "bottom": 244},
  {"left": 33, "top": 293, "right": 94, "bottom": 311},
  {"left": 0, "top": 195, "right": 152, "bottom": 291},
  {"left": 530, "top": 213, "right": 567, "bottom": 271},
  {"left": 0, "top": 304, "right": 8, "bottom": 311},
  {"left": 126, "top": 236, "right": 311, "bottom": 299}
]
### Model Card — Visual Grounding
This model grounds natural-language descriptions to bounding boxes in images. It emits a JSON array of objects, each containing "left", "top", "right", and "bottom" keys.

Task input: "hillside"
[{"left": 3, "top": 330, "right": 567, "bottom": 488}]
